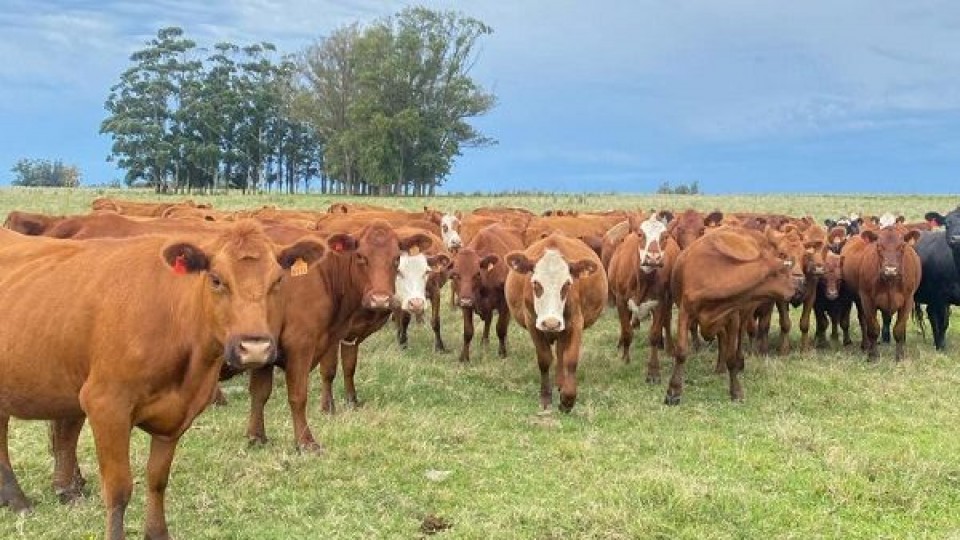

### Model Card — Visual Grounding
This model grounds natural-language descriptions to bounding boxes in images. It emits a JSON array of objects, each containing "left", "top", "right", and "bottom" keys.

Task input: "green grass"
[{"left": 2, "top": 188, "right": 960, "bottom": 539}]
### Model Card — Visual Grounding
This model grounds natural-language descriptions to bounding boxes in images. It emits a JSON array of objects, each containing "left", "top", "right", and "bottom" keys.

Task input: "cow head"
[
  {"left": 669, "top": 209, "right": 718, "bottom": 249},
  {"left": 395, "top": 251, "right": 450, "bottom": 315},
  {"left": 862, "top": 228, "right": 920, "bottom": 280},
  {"left": 827, "top": 226, "right": 848, "bottom": 254},
  {"left": 766, "top": 227, "right": 807, "bottom": 302},
  {"left": 633, "top": 215, "right": 669, "bottom": 273},
  {"left": 927, "top": 207, "right": 960, "bottom": 248},
  {"left": 820, "top": 251, "right": 845, "bottom": 300},
  {"left": 327, "top": 220, "right": 433, "bottom": 311},
  {"left": 506, "top": 249, "right": 599, "bottom": 333},
  {"left": 450, "top": 248, "right": 500, "bottom": 308},
  {"left": 439, "top": 212, "right": 463, "bottom": 251},
  {"left": 163, "top": 222, "right": 326, "bottom": 370}
]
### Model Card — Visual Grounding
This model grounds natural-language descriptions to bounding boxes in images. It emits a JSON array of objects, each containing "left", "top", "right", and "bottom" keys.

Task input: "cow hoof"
[
  {"left": 56, "top": 486, "right": 86, "bottom": 505},
  {"left": 344, "top": 399, "right": 363, "bottom": 410},
  {"left": 0, "top": 494, "right": 32, "bottom": 514},
  {"left": 645, "top": 374, "right": 660, "bottom": 384},
  {"left": 247, "top": 435, "right": 269, "bottom": 448},
  {"left": 664, "top": 393, "right": 681, "bottom": 406},
  {"left": 297, "top": 441, "right": 325, "bottom": 455},
  {"left": 435, "top": 345, "right": 448, "bottom": 353},
  {"left": 558, "top": 401, "right": 574, "bottom": 414},
  {"left": 498, "top": 349, "right": 507, "bottom": 359}
]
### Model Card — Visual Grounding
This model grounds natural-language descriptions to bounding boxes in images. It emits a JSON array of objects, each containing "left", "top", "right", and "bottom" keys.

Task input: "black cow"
[{"left": 914, "top": 207, "right": 960, "bottom": 350}]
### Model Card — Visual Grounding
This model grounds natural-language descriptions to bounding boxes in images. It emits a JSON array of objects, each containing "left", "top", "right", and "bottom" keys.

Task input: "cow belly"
[{"left": 0, "top": 378, "right": 83, "bottom": 419}]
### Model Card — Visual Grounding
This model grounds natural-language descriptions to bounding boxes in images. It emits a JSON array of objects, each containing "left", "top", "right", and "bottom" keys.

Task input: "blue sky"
[{"left": 2, "top": 0, "right": 960, "bottom": 194}]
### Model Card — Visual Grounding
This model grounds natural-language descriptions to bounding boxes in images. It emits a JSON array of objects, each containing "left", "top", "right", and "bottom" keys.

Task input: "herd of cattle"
[{"left": 1, "top": 197, "right": 959, "bottom": 538}]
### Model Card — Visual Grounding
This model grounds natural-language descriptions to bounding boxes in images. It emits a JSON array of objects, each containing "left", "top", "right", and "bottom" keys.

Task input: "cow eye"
[
  {"left": 442, "top": 225, "right": 449, "bottom": 233},
  {"left": 533, "top": 281, "right": 544, "bottom": 297},
  {"left": 210, "top": 273, "right": 226, "bottom": 292}
]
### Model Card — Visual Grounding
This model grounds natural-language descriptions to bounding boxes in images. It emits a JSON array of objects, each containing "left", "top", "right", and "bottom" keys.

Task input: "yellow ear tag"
[
  {"left": 291, "top": 258, "right": 309, "bottom": 277},
  {"left": 408, "top": 245, "right": 420, "bottom": 256}
]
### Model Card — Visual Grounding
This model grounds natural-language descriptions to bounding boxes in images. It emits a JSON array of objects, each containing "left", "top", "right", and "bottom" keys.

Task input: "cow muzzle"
[
  {"left": 225, "top": 335, "right": 277, "bottom": 369},
  {"left": 811, "top": 265, "right": 825, "bottom": 276},
  {"left": 458, "top": 297, "right": 474, "bottom": 308},
  {"left": 825, "top": 287, "right": 839, "bottom": 301},
  {"left": 948, "top": 235, "right": 960, "bottom": 247},
  {"left": 364, "top": 293, "right": 395, "bottom": 311},
  {"left": 881, "top": 266, "right": 899, "bottom": 278},
  {"left": 537, "top": 317, "right": 565, "bottom": 333},
  {"left": 405, "top": 297, "right": 426, "bottom": 314}
]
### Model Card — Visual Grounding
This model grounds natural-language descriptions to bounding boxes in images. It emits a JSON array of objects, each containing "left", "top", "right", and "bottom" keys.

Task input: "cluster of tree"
[
  {"left": 100, "top": 8, "right": 495, "bottom": 195},
  {"left": 10, "top": 158, "right": 81, "bottom": 188},
  {"left": 656, "top": 180, "right": 701, "bottom": 195}
]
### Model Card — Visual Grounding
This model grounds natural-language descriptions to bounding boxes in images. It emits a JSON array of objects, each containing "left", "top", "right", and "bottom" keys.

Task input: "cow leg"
[
  {"left": 143, "top": 435, "right": 177, "bottom": 540},
  {"left": 893, "top": 301, "right": 912, "bottom": 361},
  {"left": 480, "top": 309, "right": 493, "bottom": 348},
  {"left": 880, "top": 311, "right": 892, "bottom": 344},
  {"left": 396, "top": 310, "right": 411, "bottom": 349},
  {"left": 776, "top": 300, "right": 792, "bottom": 355},
  {"left": 0, "top": 415, "right": 31, "bottom": 513},
  {"left": 209, "top": 384, "right": 228, "bottom": 407},
  {"left": 460, "top": 307, "right": 474, "bottom": 363},
  {"left": 666, "top": 307, "right": 690, "bottom": 405},
  {"left": 285, "top": 348, "right": 324, "bottom": 452},
  {"left": 319, "top": 345, "right": 339, "bottom": 414},
  {"left": 85, "top": 409, "right": 133, "bottom": 540},
  {"left": 615, "top": 298, "right": 633, "bottom": 364},
  {"left": 557, "top": 329, "right": 583, "bottom": 413},
  {"left": 799, "top": 291, "right": 815, "bottom": 350},
  {"left": 533, "top": 334, "right": 555, "bottom": 410},
  {"left": 838, "top": 301, "right": 853, "bottom": 346},
  {"left": 690, "top": 321, "right": 702, "bottom": 352},
  {"left": 814, "top": 307, "right": 830, "bottom": 349},
  {"left": 756, "top": 304, "right": 773, "bottom": 356},
  {"left": 854, "top": 297, "right": 869, "bottom": 352},
  {"left": 431, "top": 293, "right": 447, "bottom": 353},
  {"left": 723, "top": 316, "right": 744, "bottom": 402},
  {"left": 928, "top": 303, "right": 948, "bottom": 351},
  {"left": 496, "top": 307, "right": 510, "bottom": 358},
  {"left": 246, "top": 366, "right": 274, "bottom": 446},
  {"left": 51, "top": 416, "right": 87, "bottom": 504},
  {"left": 861, "top": 298, "right": 880, "bottom": 360},
  {"left": 646, "top": 302, "right": 666, "bottom": 383},
  {"left": 341, "top": 341, "right": 362, "bottom": 409}
]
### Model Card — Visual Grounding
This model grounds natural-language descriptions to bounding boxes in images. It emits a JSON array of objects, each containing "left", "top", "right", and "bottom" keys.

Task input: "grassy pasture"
[{"left": 1, "top": 188, "right": 960, "bottom": 539}]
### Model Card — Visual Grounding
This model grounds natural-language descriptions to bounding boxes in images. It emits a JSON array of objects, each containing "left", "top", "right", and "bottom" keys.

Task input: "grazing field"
[{"left": 2, "top": 187, "right": 960, "bottom": 539}]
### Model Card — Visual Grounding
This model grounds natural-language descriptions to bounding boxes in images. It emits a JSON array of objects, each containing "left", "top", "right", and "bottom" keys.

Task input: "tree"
[{"left": 11, "top": 158, "right": 82, "bottom": 187}]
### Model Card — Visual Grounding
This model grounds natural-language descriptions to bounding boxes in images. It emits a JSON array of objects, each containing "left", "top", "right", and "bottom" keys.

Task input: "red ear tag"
[
  {"left": 333, "top": 241, "right": 344, "bottom": 253},
  {"left": 173, "top": 255, "right": 188, "bottom": 275}
]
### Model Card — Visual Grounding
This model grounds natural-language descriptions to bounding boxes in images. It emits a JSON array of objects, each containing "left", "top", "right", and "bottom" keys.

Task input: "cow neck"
[
  {"left": 318, "top": 251, "right": 366, "bottom": 317},
  {"left": 177, "top": 276, "right": 223, "bottom": 362}
]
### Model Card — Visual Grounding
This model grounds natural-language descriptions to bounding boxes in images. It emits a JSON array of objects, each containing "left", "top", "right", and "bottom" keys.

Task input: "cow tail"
[{"left": 913, "top": 303, "right": 926, "bottom": 340}]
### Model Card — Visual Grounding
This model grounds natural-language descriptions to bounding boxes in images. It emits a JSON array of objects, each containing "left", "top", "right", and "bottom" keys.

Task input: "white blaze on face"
[
  {"left": 638, "top": 216, "right": 667, "bottom": 273},
  {"left": 395, "top": 252, "right": 430, "bottom": 312},
  {"left": 440, "top": 214, "right": 462, "bottom": 250},
  {"left": 878, "top": 212, "right": 897, "bottom": 229},
  {"left": 531, "top": 249, "right": 573, "bottom": 332}
]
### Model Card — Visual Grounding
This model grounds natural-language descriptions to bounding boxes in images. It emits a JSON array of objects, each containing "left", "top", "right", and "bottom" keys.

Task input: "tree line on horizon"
[{"left": 97, "top": 7, "right": 496, "bottom": 195}]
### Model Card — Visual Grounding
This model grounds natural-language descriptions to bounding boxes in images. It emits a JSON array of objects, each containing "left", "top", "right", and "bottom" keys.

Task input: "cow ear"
[
  {"left": 163, "top": 242, "right": 210, "bottom": 274},
  {"left": 903, "top": 230, "right": 921, "bottom": 246},
  {"left": 704, "top": 211, "right": 723, "bottom": 227},
  {"left": 479, "top": 254, "right": 500, "bottom": 271},
  {"left": 824, "top": 219, "right": 837, "bottom": 228},
  {"left": 277, "top": 240, "right": 326, "bottom": 270},
  {"left": 895, "top": 215, "right": 906, "bottom": 224},
  {"left": 327, "top": 233, "right": 358, "bottom": 254},
  {"left": 399, "top": 233, "right": 433, "bottom": 254},
  {"left": 861, "top": 230, "right": 878, "bottom": 243},
  {"left": 924, "top": 212, "right": 945, "bottom": 226},
  {"left": 428, "top": 253, "right": 451, "bottom": 271},
  {"left": 506, "top": 252, "right": 534, "bottom": 274},
  {"left": 568, "top": 259, "right": 598, "bottom": 279},
  {"left": 657, "top": 209, "right": 674, "bottom": 224}
]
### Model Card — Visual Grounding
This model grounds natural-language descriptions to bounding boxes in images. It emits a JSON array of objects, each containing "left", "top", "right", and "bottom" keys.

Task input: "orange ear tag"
[{"left": 291, "top": 258, "right": 309, "bottom": 277}]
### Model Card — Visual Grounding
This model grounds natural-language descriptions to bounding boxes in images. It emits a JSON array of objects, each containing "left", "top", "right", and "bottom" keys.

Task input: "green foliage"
[
  {"left": 10, "top": 158, "right": 81, "bottom": 187},
  {"left": 657, "top": 180, "right": 701, "bottom": 194},
  {"left": 297, "top": 7, "right": 496, "bottom": 196}
]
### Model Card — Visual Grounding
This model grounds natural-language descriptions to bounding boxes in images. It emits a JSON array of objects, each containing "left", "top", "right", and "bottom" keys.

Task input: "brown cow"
[
  {"left": 667, "top": 227, "right": 798, "bottom": 404},
  {"left": 856, "top": 228, "right": 922, "bottom": 360},
  {"left": 44, "top": 211, "right": 224, "bottom": 240},
  {"left": 813, "top": 249, "right": 854, "bottom": 348},
  {"left": 0, "top": 223, "right": 324, "bottom": 539},
  {"left": 392, "top": 229, "right": 452, "bottom": 352},
  {"left": 504, "top": 233, "right": 607, "bottom": 412},
  {"left": 2, "top": 210, "right": 66, "bottom": 235},
  {"left": 450, "top": 223, "right": 525, "bottom": 362},
  {"left": 606, "top": 215, "right": 679, "bottom": 382},
  {"left": 245, "top": 220, "right": 433, "bottom": 452},
  {"left": 90, "top": 197, "right": 206, "bottom": 216}
]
